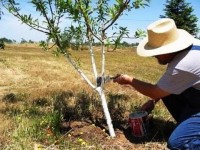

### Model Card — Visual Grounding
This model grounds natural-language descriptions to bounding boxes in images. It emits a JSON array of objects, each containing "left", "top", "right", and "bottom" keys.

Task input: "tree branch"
[
  {"left": 48, "top": 0, "right": 54, "bottom": 21},
  {"left": 76, "top": 0, "right": 102, "bottom": 42},
  {"left": 103, "top": 0, "right": 130, "bottom": 32},
  {"left": 3, "top": 1, "right": 50, "bottom": 34},
  {"left": 65, "top": 54, "right": 96, "bottom": 89}
]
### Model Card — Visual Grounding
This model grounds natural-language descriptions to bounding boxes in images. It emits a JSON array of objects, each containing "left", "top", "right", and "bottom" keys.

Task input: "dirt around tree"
[{"left": 59, "top": 117, "right": 175, "bottom": 149}]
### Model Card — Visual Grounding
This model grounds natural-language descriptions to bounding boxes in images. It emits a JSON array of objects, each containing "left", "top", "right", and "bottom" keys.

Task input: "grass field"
[{"left": 0, "top": 44, "right": 174, "bottom": 149}]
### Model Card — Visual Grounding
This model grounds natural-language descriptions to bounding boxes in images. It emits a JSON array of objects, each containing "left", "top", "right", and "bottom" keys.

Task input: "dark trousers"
[
  {"left": 162, "top": 88, "right": 200, "bottom": 149},
  {"left": 163, "top": 87, "right": 200, "bottom": 123}
]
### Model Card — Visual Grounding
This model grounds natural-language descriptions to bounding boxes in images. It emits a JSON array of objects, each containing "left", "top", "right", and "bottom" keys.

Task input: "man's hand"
[
  {"left": 113, "top": 74, "right": 133, "bottom": 85},
  {"left": 141, "top": 100, "right": 155, "bottom": 113}
]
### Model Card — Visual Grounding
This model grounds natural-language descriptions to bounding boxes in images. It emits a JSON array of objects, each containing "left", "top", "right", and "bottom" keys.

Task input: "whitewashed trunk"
[{"left": 97, "top": 87, "right": 116, "bottom": 137}]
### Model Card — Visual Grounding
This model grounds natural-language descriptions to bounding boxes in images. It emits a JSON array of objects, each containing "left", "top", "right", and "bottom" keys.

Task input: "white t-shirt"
[{"left": 157, "top": 39, "right": 200, "bottom": 94}]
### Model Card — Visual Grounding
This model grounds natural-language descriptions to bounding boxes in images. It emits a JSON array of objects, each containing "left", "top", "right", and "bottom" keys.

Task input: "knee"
[
  {"left": 167, "top": 136, "right": 193, "bottom": 150},
  {"left": 167, "top": 136, "right": 180, "bottom": 149},
  {"left": 167, "top": 135, "right": 187, "bottom": 150},
  {"left": 168, "top": 138, "right": 200, "bottom": 150}
]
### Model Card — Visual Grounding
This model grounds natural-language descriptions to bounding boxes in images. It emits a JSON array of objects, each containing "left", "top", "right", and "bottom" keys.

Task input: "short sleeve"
[{"left": 157, "top": 69, "right": 200, "bottom": 94}]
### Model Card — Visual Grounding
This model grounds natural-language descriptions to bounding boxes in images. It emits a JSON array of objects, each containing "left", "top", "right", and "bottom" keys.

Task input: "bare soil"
[{"left": 59, "top": 118, "right": 174, "bottom": 150}]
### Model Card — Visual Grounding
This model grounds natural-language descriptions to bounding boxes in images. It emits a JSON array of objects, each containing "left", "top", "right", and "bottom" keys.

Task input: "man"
[{"left": 113, "top": 18, "right": 200, "bottom": 150}]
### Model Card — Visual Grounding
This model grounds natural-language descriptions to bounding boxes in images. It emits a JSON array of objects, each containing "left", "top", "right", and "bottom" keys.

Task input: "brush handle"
[{"left": 110, "top": 75, "right": 120, "bottom": 80}]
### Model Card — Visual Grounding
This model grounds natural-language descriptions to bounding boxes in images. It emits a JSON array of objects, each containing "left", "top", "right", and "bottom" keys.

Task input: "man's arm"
[
  {"left": 113, "top": 74, "right": 170, "bottom": 100},
  {"left": 132, "top": 78, "right": 170, "bottom": 100}
]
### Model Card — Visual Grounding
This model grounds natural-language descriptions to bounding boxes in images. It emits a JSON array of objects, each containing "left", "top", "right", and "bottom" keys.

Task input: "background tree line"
[{"left": 0, "top": 36, "right": 138, "bottom": 50}]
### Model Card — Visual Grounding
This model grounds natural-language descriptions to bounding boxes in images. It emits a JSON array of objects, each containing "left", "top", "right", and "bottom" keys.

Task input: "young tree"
[
  {"left": 2, "top": 0, "right": 150, "bottom": 137},
  {"left": 161, "top": 0, "right": 199, "bottom": 37}
]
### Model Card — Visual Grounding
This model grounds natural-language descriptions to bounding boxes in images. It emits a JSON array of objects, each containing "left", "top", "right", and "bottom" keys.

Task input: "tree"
[
  {"left": 0, "top": 37, "right": 13, "bottom": 43},
  {"left": 0, "top": 39, "right": 5, "bottom": 49},
  {"left": 21, "top": 38, "right": 27, "bottom": 44},
  {"left": 28, "top": 40, "right": 34, "bottom": 43},
  {"left": 112, "top": 27, "right": 129, "bottom": 51},
  {"left": 161, "top": 0, "right": 199, "bottom": 37},
  {"left": 2, "top": 0, "right": 150, "bottom": 137}
]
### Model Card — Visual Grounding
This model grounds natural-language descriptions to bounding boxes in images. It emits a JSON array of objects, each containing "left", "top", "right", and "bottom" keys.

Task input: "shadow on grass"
[{"left": 1, "top": 93, "right": 46, "bottom": 117}]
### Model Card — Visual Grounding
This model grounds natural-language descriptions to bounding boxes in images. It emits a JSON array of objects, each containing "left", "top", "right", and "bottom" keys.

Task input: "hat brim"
[{"left": 137, "top": 29, "right": 194, "bottom": 57}]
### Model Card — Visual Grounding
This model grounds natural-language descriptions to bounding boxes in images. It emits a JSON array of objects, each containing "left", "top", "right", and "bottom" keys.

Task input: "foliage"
[
  {"left": 0, "top": 39, "right": 5, "bottom": 49},
  {"left": 28, "top": 40, "right": 34, "bottom": 43},
  {"left": 135, "top": 29, "right": 146, "bottom": 39},
  {"left": 112, "top": 27, "right": 129, "bottom": 51},
  {"left": 161, "top": 0, "right": 199, "bottom": 37},
  {"left": 39, "top": 40, "right": 49, "bottom": 50},
  {"left": 60, "top": 25, "right": 86, "bottom": 51},
  {"left": 20, "top": 38, "right": 27, "bottom": 44},
  {"left": 0, "top": 37, "right": 14, "bottom": 43}
]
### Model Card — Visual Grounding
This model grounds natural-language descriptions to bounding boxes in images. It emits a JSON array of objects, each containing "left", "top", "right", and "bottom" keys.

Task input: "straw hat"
[{"left": 137, "top": 18, "right": 194, "bottom": 57}]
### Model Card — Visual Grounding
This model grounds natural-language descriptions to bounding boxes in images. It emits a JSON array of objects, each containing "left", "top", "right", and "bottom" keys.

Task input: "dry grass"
[
  {"left": 0, "top": 44, "right": 173, "bottom": 149},
  {"left": 0, "top": 44, "right": 164, "bottom": 99},
  {"left": 0, "top": 46, "right": 82, "bottom": 96}
]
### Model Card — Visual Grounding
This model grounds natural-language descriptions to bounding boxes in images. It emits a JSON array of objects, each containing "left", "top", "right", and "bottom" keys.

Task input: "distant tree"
[
  {"left": 0, "top": 39, "right": 5, "bottom": 49},
  {"left": 20, "top": 38, "right": 27, "bottom": 44},
  {"left": 122, "top": 41, "right": 130, "bottom": 47},
  {"left": 161, "top": 0, "right": 199, "bottom": 37},
  {"left": 112, "top": 27, "right": 129, "bottom": 51},
  {"left": 60, "top": 25, "right": 85, "bottom": 51},
  {"left": 28, "top": 40, "right": 34, "bottom": 43},
  {"left": 0, "top": 37, "right": 13, "bottom": 43}
]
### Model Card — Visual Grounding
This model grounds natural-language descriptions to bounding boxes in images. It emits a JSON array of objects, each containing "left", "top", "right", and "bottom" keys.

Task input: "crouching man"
[{"left": 114, "top": 18, "right": 200, "bottom": 150}]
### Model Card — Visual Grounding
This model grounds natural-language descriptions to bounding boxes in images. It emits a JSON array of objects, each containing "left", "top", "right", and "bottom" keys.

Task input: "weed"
[
  {"left": 74, "top": 90, "right": 93, "bottom": 119},
  {"left": 2, "top": 93, "right": 29, "bottom": 103},
  {"left": 107, "top": 93, "right": 130, "bottom": 121},
  {"left": 32, "top": 97, "right": 49, "bottom": 106},
  {"left": 0, "top": 58, "right": 6, "bottom": 63},
  {"left": 3, "top": 93, "right": 17, "bottom": 103}
]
